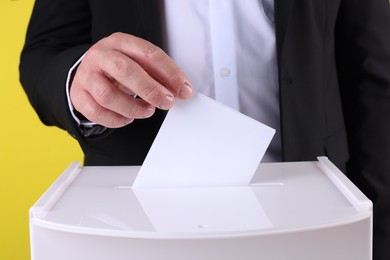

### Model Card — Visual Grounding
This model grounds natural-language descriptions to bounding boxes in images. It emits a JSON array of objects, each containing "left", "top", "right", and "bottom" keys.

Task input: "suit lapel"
[
  {"left": 135, "top": 0, "right": 163, "bottom": 47},
  {"left": 274, "top": 0, "right": 295, "bottom": 64}
]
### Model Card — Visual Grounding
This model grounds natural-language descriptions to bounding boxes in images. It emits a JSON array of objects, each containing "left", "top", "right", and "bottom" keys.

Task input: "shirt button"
[{"left": 219, "top": 67, "right": 231, "bottom": 78}]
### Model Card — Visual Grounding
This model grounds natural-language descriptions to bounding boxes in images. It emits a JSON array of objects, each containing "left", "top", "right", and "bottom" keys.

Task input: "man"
[{"left": 20, "top": 1, "right": 390, "bottom": 259}]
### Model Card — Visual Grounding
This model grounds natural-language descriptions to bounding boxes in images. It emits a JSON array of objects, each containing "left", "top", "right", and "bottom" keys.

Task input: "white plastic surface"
[{"left": 30, "top": 158, "right": 372, "bottom": 260}]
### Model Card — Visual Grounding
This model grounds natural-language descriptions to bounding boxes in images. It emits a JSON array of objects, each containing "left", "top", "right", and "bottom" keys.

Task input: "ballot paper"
[{"left": 133, "top": 92, "right": 275, "bottom": 188}]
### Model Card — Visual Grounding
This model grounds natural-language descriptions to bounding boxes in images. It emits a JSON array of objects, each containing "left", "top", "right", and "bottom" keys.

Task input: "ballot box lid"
[{"left": 30, "top": 157, "right": 372, "bottom": 239}]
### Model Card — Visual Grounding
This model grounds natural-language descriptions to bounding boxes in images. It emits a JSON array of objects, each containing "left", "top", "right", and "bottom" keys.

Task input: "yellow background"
[{"left": 0, "top": 1, "right": 83, "bottom": 259}]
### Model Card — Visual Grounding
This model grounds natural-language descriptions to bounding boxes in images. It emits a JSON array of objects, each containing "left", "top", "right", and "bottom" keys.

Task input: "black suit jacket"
[{"left": 20, "top": 1, "right": 390, "bottom": 259}]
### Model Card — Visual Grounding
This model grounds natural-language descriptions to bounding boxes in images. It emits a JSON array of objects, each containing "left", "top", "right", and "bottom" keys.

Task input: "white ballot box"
[{"left": 29, "top": 157, "right": 372, "bottom": 260}]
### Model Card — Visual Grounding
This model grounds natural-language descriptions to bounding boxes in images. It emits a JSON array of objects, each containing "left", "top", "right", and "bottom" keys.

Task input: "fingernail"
[
  {"left": 159, "top": 95, "right": 175, "bottom": 110},
  {"left": 179, "top": 82, "right": 193, "bottom": 99},
  {"left": 144, "top": 106, "right": 155, "bottom": 117}
]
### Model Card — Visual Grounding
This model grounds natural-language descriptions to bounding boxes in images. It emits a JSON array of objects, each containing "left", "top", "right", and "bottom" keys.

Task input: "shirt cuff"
[{"left": 65, "top": 54, "right": 108, "bottom": 136}]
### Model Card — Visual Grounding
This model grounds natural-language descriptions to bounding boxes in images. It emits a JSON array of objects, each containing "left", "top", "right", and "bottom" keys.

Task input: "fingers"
[
  {"left": 71, "top": 90, "right": 135, "bottom": 128},
  {"left": 103, "top": 32, "right": 193, "bottom": 100},
  {"left": 89, "top": 74, "right": 156, "bottom": 118},
  {"left": 96, "top": 49, "right": 176, "bottom": 110},
  {"left": 70, "top": 32, "right": 193, "bottom": 128},
  {"left": 71, "top": 69, "right": 156, "bottom": 128}
]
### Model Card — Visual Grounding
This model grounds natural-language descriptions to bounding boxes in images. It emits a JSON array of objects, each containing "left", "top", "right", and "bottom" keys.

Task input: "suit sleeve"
[
  {"left": 19, "top": 0, "right": 91, "bottom": 138},
  {"left": 336, "top": 0, "right": 390, "bottom": 258}
]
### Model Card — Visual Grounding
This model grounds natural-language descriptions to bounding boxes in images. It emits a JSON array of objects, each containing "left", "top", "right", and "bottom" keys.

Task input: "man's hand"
[{"left": 70, "top": 32, "right": 193, "bottom": 128}]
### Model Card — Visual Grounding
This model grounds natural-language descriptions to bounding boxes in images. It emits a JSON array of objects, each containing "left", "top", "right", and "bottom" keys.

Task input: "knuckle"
[
  {"left": 86, "top": 108, "right": 100, "bottom": 122},
  {"left": 81, "top": 102, "right": 102, "bottom": 123},
  {"left": 93, "top": 85, "right": 114, "bottom": 106},
  {"left": 111, "top": 55, "right": 135, "bottom": 79},
  {"left": 85, "top": 44, "right": 104, "bottom": 62},
  {"left": 109, "top": 32, "right": 126, "bottom": 42},
  {"left": 112, "top": 56, "right": 128, "bottom": 73},
  {"left": 143, "top": 45, "right": 163, "bottom": 63},
  {"left": 142, "top": 83, "right": 162, "bottom": 100},
  {"left": 85, "top": 45, "right": 98, "bottom": 58}
]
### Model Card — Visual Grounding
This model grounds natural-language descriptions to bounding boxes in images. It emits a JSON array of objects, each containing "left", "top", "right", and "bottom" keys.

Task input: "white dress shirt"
[
  {"left": 67, "top": 0, "right": 282, "bottom": 162},
  {"left": 163, "top": 0, "right": 282, "bottom": 162}
]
